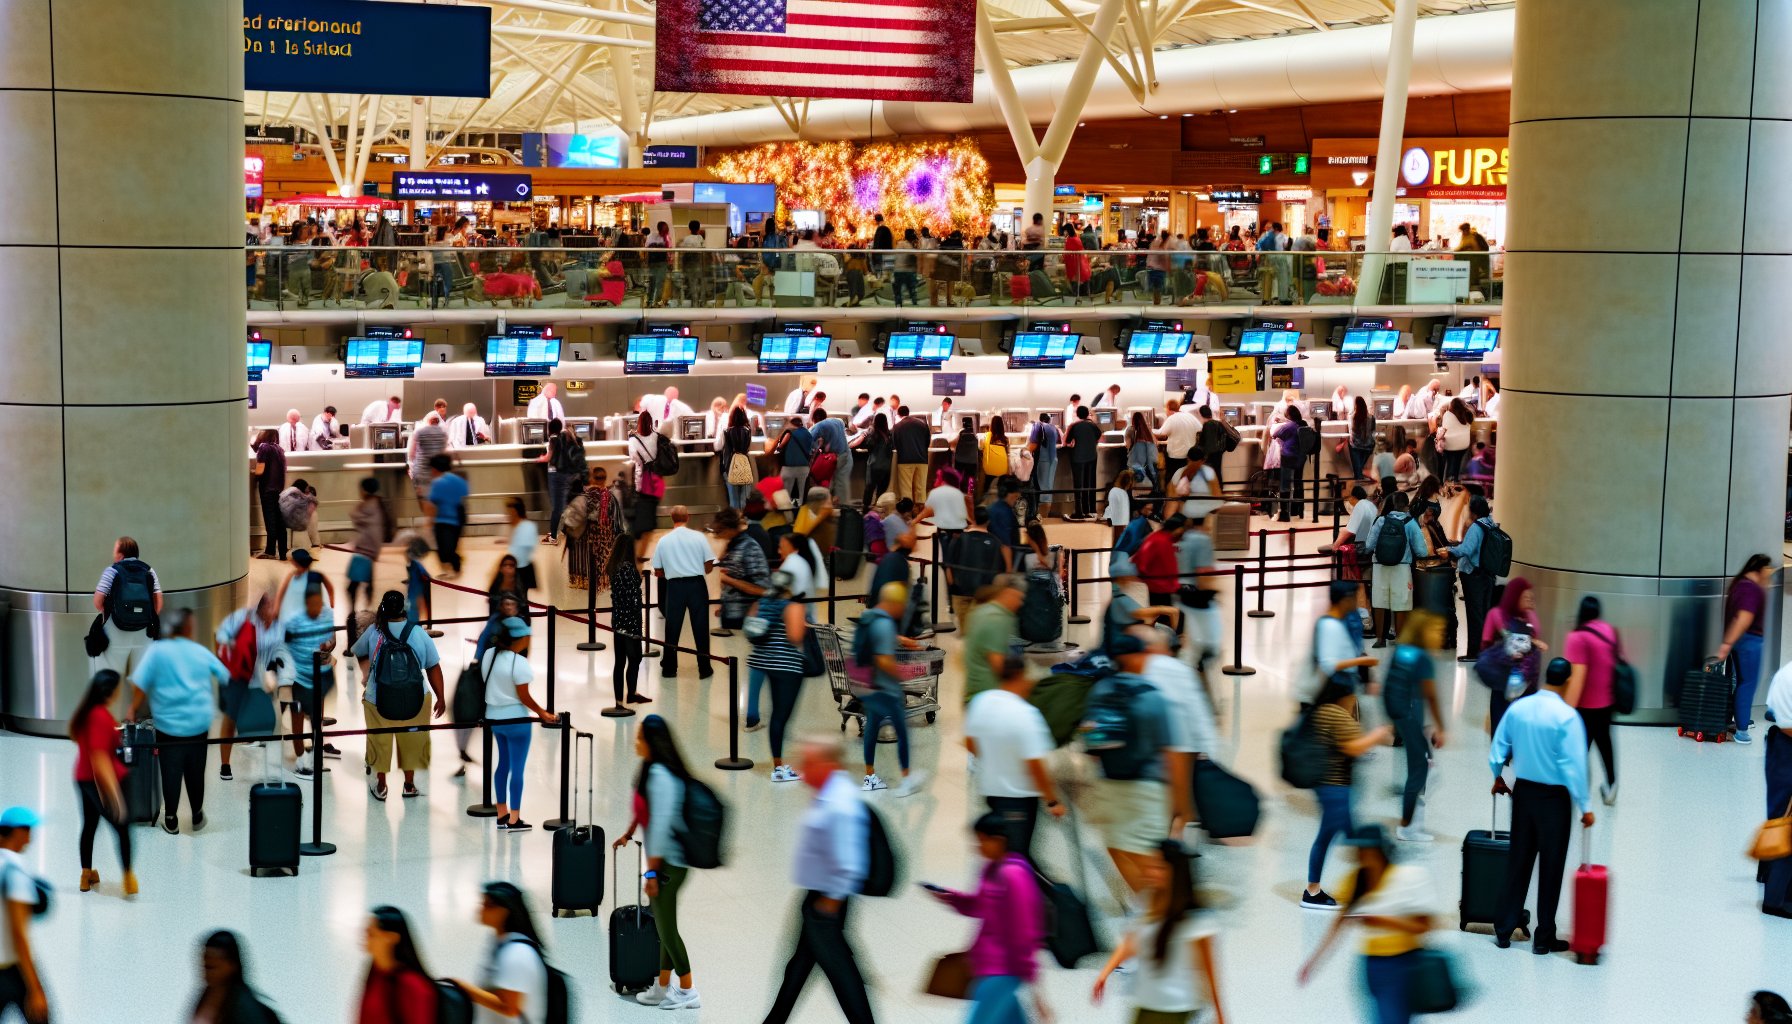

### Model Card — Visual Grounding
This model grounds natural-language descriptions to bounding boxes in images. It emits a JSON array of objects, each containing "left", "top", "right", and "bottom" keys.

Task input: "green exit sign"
[
  {"left": 1258, "top": 155, "right": 1272, "bottom": 174},
  {"left": 1295, "top": 153, "right": 1309, "bottom": 173}
]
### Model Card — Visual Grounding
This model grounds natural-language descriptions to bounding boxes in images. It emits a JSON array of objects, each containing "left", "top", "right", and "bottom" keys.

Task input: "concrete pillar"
[
  {"left": 1499, "top": 0, "right": 1792, "bottom": 716},
  {"left": 1356, "top": 0, "right": 1418, "bottom": 305},
  {"left": 0, "top": 0, "right": 247, "bottom": 732}
]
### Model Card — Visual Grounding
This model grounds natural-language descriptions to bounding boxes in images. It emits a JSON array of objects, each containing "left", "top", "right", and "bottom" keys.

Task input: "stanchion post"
[
  {"left": 545, "top": 713, "right": 573, "bottom": 830},
  {"left": 1332, "top": 478, "right": 1343, "bottom": 541},
  {"left": 299, "top": 651, "right": 336, "bottom": 856},
  {"left": 930, "top": 546, "right": 955, "bottom": 633},
  {"left": 545, "top": 605, "right": 557, "bottom": 714},
  {"left": 828, "top": 572, "right": 837, "bottom": 626},
  {"left": 466, "top": 720, "right": 498, "bottom": 817},
  {"left": 1248, "top": 529, "right": 1274, "bottom": 618},
  {"left": 1067, "top": 548, "right": 1091, "bottom": 624},
  {"left": 1221, "top": 563, "right": 1256, "bottom": 676},
  {"left": 715, "top": 656, "right": 753, "bottom": 770},
  {"left": 1312, "top": 449, "right": 1322, "bottom": 523},
  {"left": 1287, "top": 527, "right": 1296, "bottom": 590},
  {"left": 577, "top": 542, "right": 605, "bottom": 651}
]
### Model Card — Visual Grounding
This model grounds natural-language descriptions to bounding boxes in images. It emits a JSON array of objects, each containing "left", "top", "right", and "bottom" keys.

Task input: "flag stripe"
[
  {"left": 786, "top": 0, "right": 942, "bottom": 16},
  {"left": 699, "top": 72, "right": 940, "bottom": 97},
  {"left": 700, "top": 57, "right": 937, "bottom": 77},
  {"left": 699, "top": 27, "right": 938, "bottom": 48},
  {"left": 698, "top": 37, "right": 941, "bottom": 55},
  {"left": 785, "top": 12, "right": 934, "bottom": 30}
]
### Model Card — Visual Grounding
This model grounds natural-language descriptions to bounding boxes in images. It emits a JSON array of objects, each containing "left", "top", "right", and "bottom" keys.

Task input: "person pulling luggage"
[
  {"left": 612, "top": 716, "right": 703, "bottom": 1010},
  {"left": 127, "top": 609, "right": 230, "bottom": 835}
]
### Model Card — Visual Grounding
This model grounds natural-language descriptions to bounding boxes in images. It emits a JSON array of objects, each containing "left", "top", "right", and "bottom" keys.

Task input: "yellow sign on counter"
[{"left": 1208, "top": 356, "right": 1260, "bottom": 393}]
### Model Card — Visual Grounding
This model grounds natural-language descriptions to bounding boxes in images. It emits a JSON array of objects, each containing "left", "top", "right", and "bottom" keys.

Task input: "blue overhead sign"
[
  {"left": 643, "top": 145, "right": 700, "bottom": 169},
  {"left": 393, "top": 172, "right": 532, "bottom": 202},
  {"left": 244, "top": 0, "right": 491, "bottom": 98}
]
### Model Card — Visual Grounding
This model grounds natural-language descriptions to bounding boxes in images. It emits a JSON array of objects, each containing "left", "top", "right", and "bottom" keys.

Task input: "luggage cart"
[{"left": 812, "top": 623, "right": 943, "bottom": 737}]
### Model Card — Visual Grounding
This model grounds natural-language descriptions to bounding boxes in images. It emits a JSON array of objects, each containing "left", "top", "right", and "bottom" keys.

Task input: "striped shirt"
[
  {"left": 283, "top": 610, "right": 337, "bottom": 687},
  {"left": 747, "top": 598, "right": 806, "bottom": 674},
  {"left": 409, "top": 422, "right": 449, "bottom": 480}
]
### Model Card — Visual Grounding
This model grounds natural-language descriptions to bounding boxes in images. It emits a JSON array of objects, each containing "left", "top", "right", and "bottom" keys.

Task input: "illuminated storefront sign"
[
  {"left": 244, "top": 155, "right": 264, "bottom": 198},
  {"left": 1313, "top": 137, "right": 1508, "bottom": 191}
]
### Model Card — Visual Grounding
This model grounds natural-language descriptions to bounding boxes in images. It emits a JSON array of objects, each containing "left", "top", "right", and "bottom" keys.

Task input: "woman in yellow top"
[
  {"left": 979, "top": 417, "right": 1010, "bottom": 501},
  {"left": 1298, "top": 824, "right": 1436, "bottom": 1024}
]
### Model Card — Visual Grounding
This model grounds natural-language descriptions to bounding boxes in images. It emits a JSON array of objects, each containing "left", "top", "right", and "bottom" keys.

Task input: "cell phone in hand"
[{"left": 919, "top": 882, "right": 949, "bottom": 893}]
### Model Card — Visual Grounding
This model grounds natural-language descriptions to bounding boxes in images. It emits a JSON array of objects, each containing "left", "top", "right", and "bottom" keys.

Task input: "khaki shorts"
[
  {"left": 364, "top": 699, "right": 433, "bottom": 773},
  {"left": 1371, "top": 562, "right": 1414, "bottom": 612},
  {"left": 1088, "top": 777, "right": 1169, "bottom": 855}
]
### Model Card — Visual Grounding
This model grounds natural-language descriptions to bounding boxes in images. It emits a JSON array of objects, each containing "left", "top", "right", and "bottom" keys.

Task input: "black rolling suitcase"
[
  {"left": 552, "top": 731, "right": 604, "bottom": 917},
  {"left": 1460, "top": 792, "right": 1528, "bottom": 936},
  {"left": 117, "top": 720, "right": 161, "bottom": 824},
  {"left": 1677, "top": 657, "right": 1734, "bottom": 742},
  {"left": 832, "top": 507, "right": 865, "bottom": 579},
  {"left": 608, "top": 840, "right": 660, "bottom": 994},
  {"left": 249, "top": 744, "right": 302, "bottom": 877}
]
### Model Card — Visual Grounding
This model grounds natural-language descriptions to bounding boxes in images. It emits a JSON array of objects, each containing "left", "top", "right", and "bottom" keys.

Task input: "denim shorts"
[{"left": 348, "top": 554, "right": 374, "bottom": 584}]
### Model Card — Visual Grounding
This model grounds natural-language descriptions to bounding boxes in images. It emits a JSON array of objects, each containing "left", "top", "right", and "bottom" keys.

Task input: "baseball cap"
[
  {"left": 500, "top": 616, "right": 533, "bottom": 638},
  {"left": 0, "top": 807, "right": 41, "bottom": 829},
  {"left": 291, "top": 549, "right": 314, "bottom": 568}
]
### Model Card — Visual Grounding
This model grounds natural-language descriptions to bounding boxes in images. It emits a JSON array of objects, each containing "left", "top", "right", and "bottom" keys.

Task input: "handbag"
[
  {"left": 1749, "top": 794, "right": 1792, "bottom": 861},
  {"left": 922, "top": 951, "right": 973, "bottom": 1000},
  {"left": 728, "top": 452, "right": 755, "bottom": 486},
  {"left": 1580, "top": 623, "right": 1638, "bottom": 716},
  {"left": 85, "top": 613, "right": 110, "bottom": 657},
  {"left": 800, "top": 629, "right": 824, "bottom": 677}
]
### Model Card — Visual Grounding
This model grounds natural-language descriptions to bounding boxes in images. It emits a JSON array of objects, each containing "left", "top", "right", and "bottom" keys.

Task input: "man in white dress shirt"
[
  {"left": 1091, "top": 383, "right": 1122, "bottom": 409},
  {"left": 526, "top": 381, "right": 565, "bottom": 422},
  {"left": 360, "top": 396, "right": 402, "bottom": 424},
  {"left": 929, "top": 397, "right": 956, "bottom": 429},
  {"left": 1405, "top": 379, "right": 1442, "bottom": 420},
  {"left": 639, "top": 386, "right": 694, "bottom": 429},
  {"left": 446, "top": 402, "right": 490, "bottom": 449},
  {"left": 276, "top": 410, "right": 321, "bottom": 452},
  {"left": 783, "top": 375, "right": 821, "bottom": 414},
  {"left": 310, "top": 406, "right": 340, "bottom": 446},
  {"left": 854, "top": 395, "right": 883, "bottom": 428}
]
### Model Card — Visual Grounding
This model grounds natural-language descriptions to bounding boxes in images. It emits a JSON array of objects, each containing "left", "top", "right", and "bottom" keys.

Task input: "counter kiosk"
[
  {"left": 677, "top": 415, "right": 709, "bottom": 442},
  {"left": 999, "top": 409, "right": 1030, "bottom": 435},
  {"left": 1373, "top": 397, "right": 1397, "bottom": 420},
  {"left": 500, "top": 418, "right": 551, "bottom": 445},
  {"left": 566, "top": 417, "right": 600, "bottom": 442},
  {"left": 1308, "top": 400, "right": 1335, "bottom": 422},
  {"left": 350, "top": 422, "right": 402, "bottom": 450}
]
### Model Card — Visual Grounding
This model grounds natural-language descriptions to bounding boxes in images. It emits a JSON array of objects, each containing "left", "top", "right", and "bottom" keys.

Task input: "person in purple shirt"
[
  {"left": 1716, "top": 553, "right": 1775, "bottom": 743},
  {"left": 925, "top": 812, "right": 1045, "bottom": 1022},
  {"left": 1272, "top": 405, "right": 1309, "bottom": 522}
]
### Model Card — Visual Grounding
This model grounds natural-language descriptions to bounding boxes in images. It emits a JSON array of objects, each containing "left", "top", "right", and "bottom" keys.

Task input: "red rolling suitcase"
[{"left": 1571, "top": 825, "right": 1608, "bottom": 964}]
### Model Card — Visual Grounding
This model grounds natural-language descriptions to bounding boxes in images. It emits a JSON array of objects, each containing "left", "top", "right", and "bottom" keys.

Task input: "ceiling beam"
[
  {"left": 492, "top": 23, "right": 652, "bottom": 48},
  {"left": 487, "top": 0, "right": 655, "bottom": 29}
]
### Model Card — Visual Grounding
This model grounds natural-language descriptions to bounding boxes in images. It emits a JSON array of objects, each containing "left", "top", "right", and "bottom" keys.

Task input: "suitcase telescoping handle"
[
  {"left": 572, "top": 731, "right": 594, "bottom": 830},
  {"left": 1581, "top": 821, "right": 1592, "bottom": 869}
]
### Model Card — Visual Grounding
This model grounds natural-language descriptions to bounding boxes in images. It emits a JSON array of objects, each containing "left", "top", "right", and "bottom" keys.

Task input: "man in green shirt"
[{"left": 961, "top": 574, "right": 1027, "bottom": 703}]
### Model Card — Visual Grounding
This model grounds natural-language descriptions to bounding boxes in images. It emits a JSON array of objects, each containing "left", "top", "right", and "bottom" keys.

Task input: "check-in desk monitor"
[
  {"left": 346, "top": 336, "right": 424, "bottom": 378},
  {"left": 1008, "top": 332, "right": 1078, "bottom": 370},
  {"left": 1091, "top": 408, "right": 1117, "bottom": 431},
  {"left": 1339, "top": 327, "right": 1399, "bottom": 363},
  {"left": 1041, "top": 410, "right": 1065, "bottom": 432},
  {"left": 1000, "top": 410, "right": 1030, "bottom": 435},
  {"left": 884, "top": 332, "right": 953, "bottom": 371},
  {"left": 1122, "top": 331, "right": 1193, "bottom": 368},
  {"left": 368, "top": 423, "right": 401, "bottom": 450},
  {"left": 1220, "top": 405, "right": 1244, "bottom": 427},
  {"left": 485, "top": 336, "right": 561, "bottom": 377},
  {"left": 1373, "top": 398, "right": 1396, "bottom": 419},
  {"left": 624, "top": 333, "right": 698, "bottom": 375},
  {"left": 945, "top": 411, "right": 981, "bottom": 434},
  {"left": 1308, "top": 400, "right": 1334, "bottom": 422},
  {"left": 758, "top": 332, "right": 830, "bottom": 374},
  {"left": 678, "top": 416, "right": 708, "bottom": 441},
  {"left": 247, "top": 341, "right": 270, "bottom": 382},
  {"left": 764, "top": 413, "right": 790, "bottom": 438},
  {"left": 1438, "top": 326, "right": 1500, "bottom": 361},
  {"left": 567, "top": 418, "right": 599, "bottom": 441},
  {"left": 1237, "top": 328, "right": 1299, "bottom": 365},
  {"left": 502, "top": 418, "right": 550, "bottom": 445}
]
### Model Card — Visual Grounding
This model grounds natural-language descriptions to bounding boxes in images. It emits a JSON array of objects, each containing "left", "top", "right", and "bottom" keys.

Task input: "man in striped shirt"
[{"left": 407, "top": 412, "right": 449, "bottom": 497}]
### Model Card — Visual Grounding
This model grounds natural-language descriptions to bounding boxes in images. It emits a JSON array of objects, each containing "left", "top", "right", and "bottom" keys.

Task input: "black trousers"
[
  {"left": 0, "top": 965, "right": 37, "bottom": 1023},
  {"left": 1579, "top": 706, "right": 1616, "bottom": 785},
  {"left": 1277, "top": 456, "right": 1306, "bottom": 520},
  {"left": 1762, "top": 727, "right": 1792, "bottom": 911},
  {"left": 762, "top": 892, "right": 875, "bottom": 1024},
  {"left": 1460, "top": 570, "right": 1496, "bottom": 658},
  {"left": 986, "top": 795, "right": 1039, "bottom": 862},
  {"left": 1393, "top": 715, "right": 1429, "bottom": 821},
  {"left": 433, "top": 521, "right": 462, "bottom": 573},
  {"left": 155, "top": 729, "right": 208, "bottom": 819},
  {"left": 1496, "top": 780, "right": 1572, "bottom": 941},
  {"left": 259, "top": 490, "right": 287, "bottom": 558},
  {"left": 659, "top": 577, "right": 711, "bottom": 674},
  {"left": 613, "top": 636, "right": 643, "bottom": 702},
  {"left": 862, "top": 465, "right": 890, "bottom": 509},
  {"left": 1071, "top": 460, "right": 1097, "bottom": 515},
  {"left": 77, "top": 779, "right": 131, "bottom": 871}
]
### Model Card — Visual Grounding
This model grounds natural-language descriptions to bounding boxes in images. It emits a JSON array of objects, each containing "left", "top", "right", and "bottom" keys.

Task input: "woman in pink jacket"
[{"left": 927, "top": 812, "right": 1047, "bottom": 1024}]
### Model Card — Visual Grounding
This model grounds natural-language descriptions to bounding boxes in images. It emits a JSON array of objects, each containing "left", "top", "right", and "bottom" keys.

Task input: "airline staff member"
[
  {"left": 276, "top": 410, "right": 320, "bottom": 452},
  {"left": 784, "top": 374, "right": 821, "bottom": 414},
  {"left": 1185, "top": 382, "right": 1220, "bottom": 418},
  {"left": 446, "top": 403, "right": 490, "bottom": 449},
  {"left": 850, "top": 394, "right": 875, "bottom": 427},
  {"left": 641, "top": 387, "right": 694, "bottom": 429},
  {"left": 1091, "top": 384, "right": 1122, "bottom": 410},
  {"left": 1064, "top": 394, "right": 1083, "bottom": 427},
  {"left": 929, "top": 397, "right": 956, "bottom": 429},
  {"left": 361, "top": 396, "right": 402, "bottom": 424},
  {"left": 527, "top": 382, "right": 565, "bottom": 422},
  {"left": 310, "top": 406, "right": 340, "bottom": 445}
]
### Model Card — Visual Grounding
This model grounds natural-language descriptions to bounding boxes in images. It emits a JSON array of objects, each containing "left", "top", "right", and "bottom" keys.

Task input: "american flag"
[{"left": 654, "top": 0, "right": 975, "bottom": 103}]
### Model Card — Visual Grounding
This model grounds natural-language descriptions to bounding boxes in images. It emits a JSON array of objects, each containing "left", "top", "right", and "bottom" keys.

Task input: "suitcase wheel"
[{"left": 1576, "top": 952, "right": 1599, "bottom": 966}]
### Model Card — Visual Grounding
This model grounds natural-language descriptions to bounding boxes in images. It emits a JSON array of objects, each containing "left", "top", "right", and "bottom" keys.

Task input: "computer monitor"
[
  {"left": 1338, "top": 327, "right": 1400, "bottom": 363},
  {"left": 368, "top": 423, "right": 401, "bottom": 450},
  {"left": 569, "top": 420, "right": 596, "bottom": 441},
  {"left": 518, "top": 419, "right": 549, "bottom": 445},
  {"left": 1000, "top": 410, "right": 1029, "bottom": 434},
  {"left": 1092, "top": 408, "right": 1117, "bottom": 430},
  {"left": 1122, "top": 331, "right": 1194, "bottom": 368},
  {"left": 624, "top": 333, "right": 699, "bottom": 374},
  {"left": 1237, "top": 328, "right": 1300, "bottom": 365},
  {"left": 485, "top": 335, "right": 562, "bottom": 377},
  {"left": 1373, "top": 397, "right": 1396, "bottom": 419},
  {"left": 1220, "top": 405, "right": 1243, "bottom": 427},
  {"left": 763, "top": 413, "right": 789, "bottom": 438},
  {"left": 1438, "top": 326, "right": 1500, "bottom": 360},
  {"left": 1008, "top": 332, "right": 1079, "bottom": 370},
  {"left": 345, "top": 336, "right": 424, "bottom": 378},
  {"left": 757, "top": 332, "right": 831, "bottom": 374},
  {"left": 1041, "top": 410, "right": 1065, "bottom": 431},
  {"left": 247, "top": 341, "right": 271, "bottom": 382},
  {"left": 1308, "top": 400, "right": 1333, "bottom": 422},
  {"left": 883, "top": 332, "right": 954, "bottom": 371},
  {"left": 678, "top": 415, "right": 708, "bottom": 441}
]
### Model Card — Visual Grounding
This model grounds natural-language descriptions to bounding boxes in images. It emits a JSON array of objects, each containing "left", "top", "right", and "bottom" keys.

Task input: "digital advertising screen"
[
  {"left": 1008, "top": 332, "right": 1079, "bottom": 370},
  {"left": 757, "top": 332, "right": 831, "bottom": 373},
  {"left": 883, "top": 332, "right": 954, "bottom": 370},
  {"left": 1123, "top": 331, "right": 1194, "bottom": 367},
  {"left": 344, "top": 336, "right": 423, "bottom": 378},
  {"left": 484, "top": 336, "right": 562, "bottom": 377},
  {"left": 624, "top": 333, "right": 699, "bottom": 374},
  {"left": 1438, "top": 327, "right": 1500, "bottom": 359}
]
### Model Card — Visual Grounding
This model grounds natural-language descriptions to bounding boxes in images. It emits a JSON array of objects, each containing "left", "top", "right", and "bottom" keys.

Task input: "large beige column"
[
  {"left": 1499, "top": 0, "right": 1791, "bottom": 715},
  {"left": 0, "top": 0, "right": 247, "bottom": 732}
]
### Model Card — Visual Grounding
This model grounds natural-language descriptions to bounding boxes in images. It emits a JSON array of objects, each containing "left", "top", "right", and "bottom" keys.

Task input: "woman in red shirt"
[
  {"left": 359, "top": 906, "right": 439, "bottom": 1024},
  {"left": 69, "top": 669, "right": 133, "bottom": 895}
]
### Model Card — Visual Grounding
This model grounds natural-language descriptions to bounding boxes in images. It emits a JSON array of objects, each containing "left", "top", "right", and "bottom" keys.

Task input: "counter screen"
[
  {"left": 1008, "top": 332, "right": 1078, "bottom": 369},
  {"left": 1238, "top": 329, "right": 1299, "bottom": 364},
  {"left": 485, "top": 336, "right": 562, "bottom": 376},
  {"left": 757, "top": 333, "right": 830, "bottom": 373},
  {"left": 345, "top": 337, "right": 424, "bottom": 378},
  {"left": 247, "top": 341, "right": 271, "bottom": 381},
  {"left": 625, "top": 333, "right": 698, "bottom": 374},
  {"left": 1123, "top": 331, "right": 1193, "bottom": 367},
  {"left": 1339, "top": 328, "right": 1399, "bottom": 363},
  {"left": 884, "top": 332, "right": 954, "bottom": 370},
  {"left": 1439, "top": 327, "right": 1500, "bottom": 359}
]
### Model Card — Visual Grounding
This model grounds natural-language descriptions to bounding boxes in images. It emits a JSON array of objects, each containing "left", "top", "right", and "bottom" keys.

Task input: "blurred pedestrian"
[
  {"left": 453, "top": 882, "right": 549, "bottom": 1024},
  {"left": 0, "top": 807, "right": 49, "bottom": 1024},
  {"left": 1301, "top": 680, "right": 1392, "bottom": 910},
  {"left": 69, "top": 672, "right": 135, "bottom": 896},
  {"left": 127, "top": 609, "right": 229, "bottom": 835},
  {"left": 358, "top": 906, "right": 437, "bottom": 1023},
  {"left": 481, "top": 617, "right": 559, "bottom": 833},
  {"left": 926, "top": 812, "right": 1047, "bottom": 1024},
  {"left": 1298, "top": 826, "right": 1435, "bottom": 1024},
  {"left": 1093, "top": 840, "right": 1225, "bottom": 1024},
  {"left": 189, "top": 931, "right": 282, "bottom": 1023},
  {"left": 963, "top": 651, "right": 1064, "bottom": 862}
]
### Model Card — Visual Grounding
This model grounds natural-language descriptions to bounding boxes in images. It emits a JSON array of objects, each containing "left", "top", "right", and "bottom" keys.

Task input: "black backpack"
[
  {"left": 433, "top": 978, "right": 473, "bottom": 1024},
  {"left": 501, "top": 939, "right": 570, "bottom": 1024},
  {"left": 108, "top": 559, "right": 158, "bottom": 632},
  {"left": 1296, "top": 424, "right": 1319, "bottom": 457},
  {"left": 1016, "top": 567, "right": 1063, "bottom": 644},
  {"left": 372, "top": 621, "right": 428, "bottom": 721},
  {"left": 647, "top": 433, "right": 681, "bottom": 477},
  {"left": 862, "top": 805, "right": 898, "bottom": 897},
  {"left": 1374, "top": 512, "right": 1412, "bottom": 566},
  {"left": 1381, "top": 644, "right": 1426, "bottom": 720},
  {"left": 1218, "top": 419, "right": 1241, "bottom": 453},
  {"left": 673, "top": 776, "right": 728, "bottom": 869},
  {"left": 955, "top": 429, "right": 978, "bottom": 464},
  {"left": 553, "top": 434, "right": 587, "bottom": 475},
  {"left": 1080, "top": 678, "right": 1154, "bottom": 780},
  {"left": 1278, "top": 710, "right": 1327, "bottom": 789},
  {"left": 1474, "top": 518, "right": 1512, "bottom": 577}
]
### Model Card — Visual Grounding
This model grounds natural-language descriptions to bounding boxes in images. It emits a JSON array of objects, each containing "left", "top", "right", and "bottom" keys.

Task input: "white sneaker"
[
  {"left": 635, "top": 982, "right": 669, "bottom": 1006},
  {"left": 896, "top": 770, "right": 927, "bottom": 797},
  {"left": 1601, "top": 782, "right": 1618, "bottom": 806},
  {"left": 661, "top": 986, "right": 701, "bottom": 1010},
  {"left": 1396, "top": 825, "right": 1435, "bottom": 842},
  {"left": 771, "top": 765, "right": 799, "bottom": 783},
  {"left": 861, "top": 773, "right": 888, "bottom": 792}
]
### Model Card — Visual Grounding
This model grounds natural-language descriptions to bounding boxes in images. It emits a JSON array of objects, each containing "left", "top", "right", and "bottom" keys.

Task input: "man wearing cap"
[
  {"left": 352, "top": 591, "right": 447, "bottom": 802},
  {"left": 128, "top": 609, "right": 230, "bottom": 835},
  {"left": 652, "top": 506, "right": 716, "bottom": 680},
  {"left": 0, "top": 807, "right": 48, "bottom": 1024}
]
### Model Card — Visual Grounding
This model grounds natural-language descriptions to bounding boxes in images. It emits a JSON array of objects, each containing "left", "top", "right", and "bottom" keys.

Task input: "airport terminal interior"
[{"left": 1, "top": 1, "right": 1790, "bottom": 1022}]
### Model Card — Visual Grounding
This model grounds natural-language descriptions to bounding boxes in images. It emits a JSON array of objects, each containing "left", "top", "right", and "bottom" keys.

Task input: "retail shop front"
[{"left": 1312, "top": 136, "right": 1508, "bottom": 250}]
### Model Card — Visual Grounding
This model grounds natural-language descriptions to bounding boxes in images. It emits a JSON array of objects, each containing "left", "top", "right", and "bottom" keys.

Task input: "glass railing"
[{"left": 244, "top": 245, "right": 1503, "bottom": 312}]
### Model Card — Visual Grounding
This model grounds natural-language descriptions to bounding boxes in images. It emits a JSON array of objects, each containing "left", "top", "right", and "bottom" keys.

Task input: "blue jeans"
[
  {"left": 894, "top": 271, "right": 919, "bottom": 305},
  {"left": 1363, "top": 951, "right": 1416, "bottom": 1024},
  {"left": 492, "top": 722, "right": 533, "bottom": 808},
  {"left": 1736, "top": 631, "right": 1765, "bottom": 732},
  {"left": 861, "top": 690, "right": 909, "bottom": 773},
  {"left": 966, "top": 975, "right": 1025, "bottom": 1024},
  {"left": 726, "top": 482, "right": 753, "bottom": 509},
  {"left": 1308, "top": 783, "right": 1354, "bottom": 884},
  {"left": 547, "top": 471, "right": 576, "bottom": 540}
]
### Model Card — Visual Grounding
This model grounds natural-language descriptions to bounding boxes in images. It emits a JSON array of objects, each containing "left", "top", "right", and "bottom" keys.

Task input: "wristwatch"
[{"left": 643, "top": 870, "right": 659, "bottom": 879}]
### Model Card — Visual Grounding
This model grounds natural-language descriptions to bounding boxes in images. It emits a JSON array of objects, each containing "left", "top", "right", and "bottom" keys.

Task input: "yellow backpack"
[{"left": 982, "top": 437, "right": 1008, "bottom": 476}]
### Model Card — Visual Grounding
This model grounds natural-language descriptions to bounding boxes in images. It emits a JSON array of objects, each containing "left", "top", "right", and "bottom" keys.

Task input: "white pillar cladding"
[
  {"left": 1355, "top": 0, "right": 1418, "bottom": 305},
  {"left": 1498, "top": 0, "right": 1792, "bottom": 715},
  {"left": 0, "top": 0, "right": 248, "bottom": 731}
]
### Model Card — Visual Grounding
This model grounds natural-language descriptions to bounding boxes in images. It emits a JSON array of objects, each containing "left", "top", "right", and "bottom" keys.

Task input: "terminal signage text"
[
  {"left": 244, "top": 0, "right": 491, "bottom": 98},
  {"left": 393, "top": 172, "right": 532, "bottom": 202}
]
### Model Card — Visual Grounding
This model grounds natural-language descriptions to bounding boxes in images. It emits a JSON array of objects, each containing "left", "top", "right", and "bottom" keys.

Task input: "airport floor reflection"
[{"left": 0, "top": 524, "right": 1784, "bottom": 1023}]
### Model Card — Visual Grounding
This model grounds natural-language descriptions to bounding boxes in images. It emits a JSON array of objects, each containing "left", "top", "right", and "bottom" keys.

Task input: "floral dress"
[{"left": 566, "top": 485, "right": 619, "bottom": 591}]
